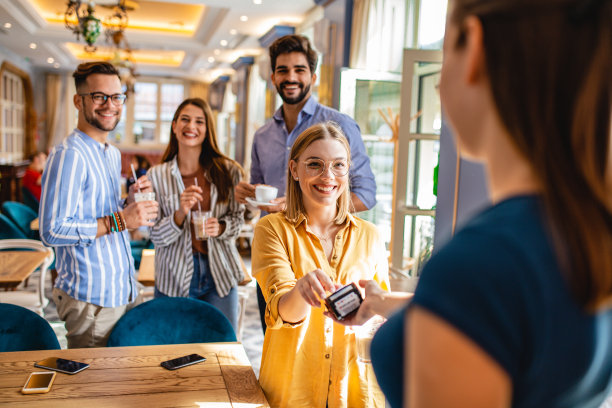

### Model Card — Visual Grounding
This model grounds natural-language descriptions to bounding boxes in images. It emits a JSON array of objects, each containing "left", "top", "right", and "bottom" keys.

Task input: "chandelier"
[{"left": 64, "top": 1, "right": 130, "bottom": 52}]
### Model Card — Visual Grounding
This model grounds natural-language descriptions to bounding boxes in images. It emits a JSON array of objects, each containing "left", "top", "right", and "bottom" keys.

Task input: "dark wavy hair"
[
  {"left": 161, "top": 98, "right": 243, "bottom": 203},
  {"left": 452, "top": 0, "right": 612, "bottom": 310},
  {"left": 72, "top": 61, "right": 120, "bottom": 91},
  {"left": 269, "top": 34, "right": 318, "bottom": 74}
]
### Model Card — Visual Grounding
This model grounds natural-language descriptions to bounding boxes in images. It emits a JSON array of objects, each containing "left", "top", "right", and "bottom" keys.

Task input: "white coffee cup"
[{"left": 255, "top": 185, "right": 278, "bottom": 203}]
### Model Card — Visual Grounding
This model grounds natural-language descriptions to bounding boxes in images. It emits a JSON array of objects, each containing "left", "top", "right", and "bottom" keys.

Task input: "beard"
[
  {"left": 276, "top": 81, "right": 311, "bottom": 105},
  {"left": 84, "top": 108, "right": 120, "bottom": 132}
]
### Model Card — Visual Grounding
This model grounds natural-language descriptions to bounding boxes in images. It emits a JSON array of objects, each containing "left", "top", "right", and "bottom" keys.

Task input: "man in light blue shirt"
[
  {"left": 235, "top": 35, "right": 376, "bottom": 213},
  {"left": 235, "top": 35, "right": 377, "bottom": 334},
  {"left": 40, "top": 61, "right": 158, "bottom": 348}
]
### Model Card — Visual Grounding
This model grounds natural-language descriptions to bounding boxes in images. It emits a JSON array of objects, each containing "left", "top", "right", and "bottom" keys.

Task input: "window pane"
[
  {"left": 418, "top": 0, "right": 447, "bottom": 49},
  {"left": 354, "top": 79, "right": 401, "bottom": 137},
  {"left": 133, "top": 121, "right": 156, "bottom": 143},
  {"left": 405, "top": 139, "right": 439, "bottom": 209},
  {"left": 108, "top": 113, "right": 126, "bottom": 144},
  {"left": 160, "top": 84, "right": 184, "bottom": 121},
  {"left": 160, "top": 121, "right": 171, "bottom": 144},
  {"left": 359, "top": 140, "right": 394, "bottom": 249},
  {"left": 403, "top": 215, "right": 435, "bottom": 273},
  {"left": 134, "top": 82, "right": 158, "bottom": 121}
]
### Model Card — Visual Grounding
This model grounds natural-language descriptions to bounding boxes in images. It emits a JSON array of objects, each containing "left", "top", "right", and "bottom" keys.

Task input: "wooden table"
[
  {"left": 0, "top": 342, "right": 269, "bottom": 407},
  {"left": 0, "top": 251, "right": 49, "bottom": 289},
  {"left": 138, "top": 248, "right": 155, "bottom": 286}
]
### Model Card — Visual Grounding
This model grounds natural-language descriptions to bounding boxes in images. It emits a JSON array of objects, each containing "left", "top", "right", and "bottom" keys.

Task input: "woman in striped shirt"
[{"left": 147, "top": 98, "right": 245, "bottom": 333}]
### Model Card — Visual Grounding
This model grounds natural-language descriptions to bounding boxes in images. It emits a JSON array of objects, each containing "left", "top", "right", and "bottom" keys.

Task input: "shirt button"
[
  {"left": 270, "top": 288, "right": 275, "bottom": 294},
  {"left": 332, "top": 255, "right": 338, "bottom": 260},
  {"left": 325, "top": 353, "right": 330, "bottom": 359},
  {"left": 336, "top": 235, "right": 341, "bottom": 240}
]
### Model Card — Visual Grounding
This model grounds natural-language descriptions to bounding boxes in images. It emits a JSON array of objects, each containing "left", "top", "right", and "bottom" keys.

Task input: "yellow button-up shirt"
[{"left": 252, "top": 212, "right": 389, "bottom": 408}]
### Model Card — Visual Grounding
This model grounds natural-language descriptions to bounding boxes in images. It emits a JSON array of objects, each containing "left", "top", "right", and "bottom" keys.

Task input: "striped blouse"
[
  {"left": 147, "top": 158, "right": 245, "bottom": 297},
  {"left": 40, "top": 129, "right": 137, "bottom": 308}
]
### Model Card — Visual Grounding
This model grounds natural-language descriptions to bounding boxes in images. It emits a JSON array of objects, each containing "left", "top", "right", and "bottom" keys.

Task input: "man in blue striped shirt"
[{"left": 40, "top": 62, "right": 159, "bottom": 348}]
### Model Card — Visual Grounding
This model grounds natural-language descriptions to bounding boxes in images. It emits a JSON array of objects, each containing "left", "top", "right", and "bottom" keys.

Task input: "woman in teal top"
[{"left": 366, "top": 0, "right": 612, "bottom": 406}]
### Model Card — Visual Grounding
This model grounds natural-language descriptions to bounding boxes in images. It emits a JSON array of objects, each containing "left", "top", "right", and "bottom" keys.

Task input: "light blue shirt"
[
  {"left": 250, "top": 96, "right": 377, "bottom": 209},
  {"left": 40, "top": 129, "right": 137, "bottom": 307}
]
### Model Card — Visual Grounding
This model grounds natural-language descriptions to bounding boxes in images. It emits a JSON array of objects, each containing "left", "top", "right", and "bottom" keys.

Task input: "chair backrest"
[
  {"left": 21, "top": 186, "right": 40, "bottom": 214},
  {"left": 1, "top": 201, "right": 38, "bottom": 239},
  {"left": 107, "top": 297, "right": 237, "bottom": 347},
  {"left": 0, "top": 239, "right": 55, "bottom": 316},
  {"left": 0, "top": 303, "right": 60, "bottom": 351},
  {"left": 0, "top": 214, "right": 27, "bottom": 240}
]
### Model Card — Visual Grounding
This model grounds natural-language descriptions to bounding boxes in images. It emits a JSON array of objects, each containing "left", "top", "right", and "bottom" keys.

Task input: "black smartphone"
[
  {"left": 161, "top": 354, "right": 207, "bottom": 370},
  {"left": 34, "top": 357, "right": 90, "bottom": 375},
  {"left": 325, "top": 282, "right": 363, "bottom": 320}
]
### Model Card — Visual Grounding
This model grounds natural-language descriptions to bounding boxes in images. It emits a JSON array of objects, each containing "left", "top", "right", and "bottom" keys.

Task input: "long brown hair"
[
  {"left": 284, "top": 122, "right": 353, "bottom": 224},
  {"left": 162, "top": 98, "right": 243, "bottom": 203},
  {"left": 452, "top": 0, "right": 612, "bottom": 310}
]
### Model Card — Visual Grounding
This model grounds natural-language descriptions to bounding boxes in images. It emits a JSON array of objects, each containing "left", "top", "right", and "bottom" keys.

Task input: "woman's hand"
[
  {"left": 205, "top": 217, "right": 224, "bottom": 237},
  {"left": 173, "top": 185, "right": 203, "bottom": 227},
  {"left": 295, "top": 269, "right": 340, "bottom": 307},
  {"left": 127, "top": 175, "right": 153, "bottom": 204}
]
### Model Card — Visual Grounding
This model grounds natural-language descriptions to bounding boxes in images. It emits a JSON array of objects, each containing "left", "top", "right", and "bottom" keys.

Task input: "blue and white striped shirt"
[{"left": 40, "top": 129, "right": 137, "bottom": 307}]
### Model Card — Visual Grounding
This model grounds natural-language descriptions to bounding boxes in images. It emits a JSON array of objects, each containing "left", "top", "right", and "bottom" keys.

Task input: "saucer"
[{"left": 246, "top": 197, "right": 275, "bottom": 207}]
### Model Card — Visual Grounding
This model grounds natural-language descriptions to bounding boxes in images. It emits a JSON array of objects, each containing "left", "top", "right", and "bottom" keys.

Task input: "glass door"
[{"left": 391, "top": 49, "right": 442, "bottom": 286}]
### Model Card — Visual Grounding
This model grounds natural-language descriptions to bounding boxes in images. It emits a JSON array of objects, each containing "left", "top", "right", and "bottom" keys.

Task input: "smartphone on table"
[
  {"left": 21, "top": 371, "right": 56, "bottom": 394},
  {"left": 161, "top": 354, "right": 206, "bottom": 370},
  {"left": 34, "top": 357, "right": 89, "bottom": 375}
]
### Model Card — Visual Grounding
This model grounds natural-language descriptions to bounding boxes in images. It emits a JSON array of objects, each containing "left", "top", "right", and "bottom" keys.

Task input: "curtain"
[
  {"left": 45, "top": 74, "right": 69, "bottom": 151},
  {"left": 350, "top": 0, "right": 406, "bottom": 72},
  {"left": 188, "top": 81, "right": 208, "bottom": 101}
]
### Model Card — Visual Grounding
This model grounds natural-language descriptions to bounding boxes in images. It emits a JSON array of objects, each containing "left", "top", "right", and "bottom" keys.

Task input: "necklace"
[{"left": 311, "top": 228, "right": 334, "bottom": 244}]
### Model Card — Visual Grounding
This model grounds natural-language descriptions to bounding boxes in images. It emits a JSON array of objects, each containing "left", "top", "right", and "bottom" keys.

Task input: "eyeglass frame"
[
  {"left": 78, "top": 92, "right": 127, "bottom": 106},
  {"left": 300, "top": 158, "right": 350, "bottom": 177}
]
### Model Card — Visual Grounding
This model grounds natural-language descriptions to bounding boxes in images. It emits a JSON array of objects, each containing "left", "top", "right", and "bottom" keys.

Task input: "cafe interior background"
[{"left": 0, "top": 0, "right": 494, "bottom": 369}]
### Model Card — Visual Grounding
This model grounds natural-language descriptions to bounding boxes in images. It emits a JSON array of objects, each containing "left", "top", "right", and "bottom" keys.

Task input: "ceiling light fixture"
[
  {"left": 229, "top": 29, "right": 237, "bottom": 35},
  {"left": 29, "top": 43, "right": 37, "bottom": 49},
  {"left": 54, "top": 63, "right": 60, "bottom": 68},
  {"left": 3, "top": 23, "right": 11, "bottom": 29},
  {"left": 47, "top": 57, "right": 55, "bottom": 64},
  {"left": 253, "top": 0, "right": 262, "bottom": 4},
  {"left": 220, "top": 39, "right": 228, "bottom": 47},
  {"left": 64, "top": 0, "right": 131, "bottom": 52},
  {"left": 214, "top": 49, "right": 220, "bottom": 55},
  {"left": 240, "top": 16, "right": 248, "bottom": 22},
  {"left": 208, "top": 57, "right": 215, "bottom": 63}
]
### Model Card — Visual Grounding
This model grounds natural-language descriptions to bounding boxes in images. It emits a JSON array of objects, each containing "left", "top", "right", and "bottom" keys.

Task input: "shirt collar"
[
  {"left": 273, "top": 95, "right": 318, "bottom": 123},
  {"left": 290, "top": 210, "right": 358, "bottom": 230},
  {"left": 74, "top": 128, "right": 107, "bottom": 150}
]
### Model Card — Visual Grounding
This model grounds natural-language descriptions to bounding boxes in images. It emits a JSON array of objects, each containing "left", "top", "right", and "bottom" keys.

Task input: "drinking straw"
[
  {"left": 194, "top": 177, "right": 202, "bottom": 212},
  {"left": 130, "top": 163, "right": 141, "bottom": 193}
]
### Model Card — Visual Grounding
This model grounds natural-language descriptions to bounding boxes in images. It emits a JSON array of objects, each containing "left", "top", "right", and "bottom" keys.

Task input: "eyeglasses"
[
  {"left": 302, "top": 159, "right": 349, "bottom": 177},
  {"left": 79, "top": 92, "right": 127, "bottom": 106}
]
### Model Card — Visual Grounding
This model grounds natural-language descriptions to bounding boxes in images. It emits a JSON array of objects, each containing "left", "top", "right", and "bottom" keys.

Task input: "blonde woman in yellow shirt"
[{"left": 252, "top": 121, "right": 389, "bottom": 408}]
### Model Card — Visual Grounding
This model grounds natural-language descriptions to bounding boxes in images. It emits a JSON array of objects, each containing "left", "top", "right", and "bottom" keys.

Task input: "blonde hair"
[{"left": 284, "top": 122, "right": 353, "bottom": 224}]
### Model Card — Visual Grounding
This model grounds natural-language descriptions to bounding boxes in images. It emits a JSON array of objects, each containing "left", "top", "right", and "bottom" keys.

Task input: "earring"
[{"left": 294, "top": 177, "right": 299, "bottom": 181}]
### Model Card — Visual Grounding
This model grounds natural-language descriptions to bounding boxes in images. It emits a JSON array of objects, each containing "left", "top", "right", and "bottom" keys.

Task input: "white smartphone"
[{"left": 21, "top": 371, "right": 56, "bottom": 394}]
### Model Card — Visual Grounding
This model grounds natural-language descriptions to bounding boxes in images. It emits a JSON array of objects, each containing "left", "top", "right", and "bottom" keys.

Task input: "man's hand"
[
  {"left": 259, "top": 196, "right": 286, "bottom": 213},
  {"left": 235, "top": 181, "right": 255, "bottom": 204},
  {"left": 127, "top": 175, "right": 153, "bottom": 205},
  {"left": 122, "top": 200, "right": 159, "bottom": 229}
]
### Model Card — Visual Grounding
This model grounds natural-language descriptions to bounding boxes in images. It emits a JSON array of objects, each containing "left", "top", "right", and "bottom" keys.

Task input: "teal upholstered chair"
[
  {"left": 2, "top": 201, "right": 38, "bottom": 240},
  {"left": 21, "top": 186, "right": 40, "bottom": 214},
  {"left": 0, "top": 303, "right": 60, "bottom": 351},
  {"left": 107, "top": 297, "right": 236, "bottom": 347},
  {"left": 0, "top": 214, "right": 27, "bottom": 240}
]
